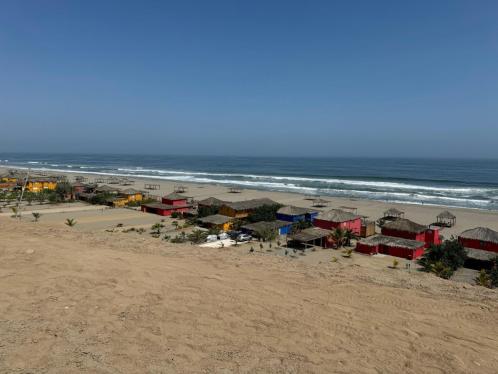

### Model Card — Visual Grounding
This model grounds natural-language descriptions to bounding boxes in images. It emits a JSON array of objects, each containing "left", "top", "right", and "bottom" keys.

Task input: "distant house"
[
  {"left": 356, "top": 235, "right": 425, "bottom": 260},
  {"left": 119, "top": 188, "right": 143, "bottom": 203},
  {"left": 313, "top": 209, "right": 362, "bottom": 235},
  {"left": 241, "top": 220, "right": 293, "bottom": 238},
  {"left": 23, "top": 177, "right": 58, "bottom": 193},
  {"left": 162, "top": 193, "right": 189, "bottom": 206},
  {"left": 218, "top": 198, "right": 278, "bottom": 218},
  {"left": 141, "top": 192, "right": 192, "bottom": 216},
  {"left": 197, "top": 197, "right": 228, "bottom": 209},
  {"left": 458, "top": 227, "right": 498, "bottom": 253},
  {"left": 105, "top": 196, "right": 129, "bottom": 208},
  {"left": 0, "top": 173, "right": 19, "bottom": 183},
  {"left": 287, "top": 227, "right": 335, "bottom": 249},
  {"left": 381, "top": 218, "right": 440, "bottom": 248},
  {"left": 95, "top": 185, "right": 120, "bottom": 194},
  {"left": 198, "top": 214, "right": 234, "bottom": 232},
  {"left": 276, "top": 206, "right": 319, "bottom": 223}
]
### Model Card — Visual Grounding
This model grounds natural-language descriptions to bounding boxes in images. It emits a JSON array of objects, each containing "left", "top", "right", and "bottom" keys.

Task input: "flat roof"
[
  {"left": 465, "top": 247, "right": 498, "bottom": 261},
  {"left": 289, "top": 227, "right": 331, "bottom": 242},
  {"left": 198, "top": 214, "right": 233, "bottom": 225}
]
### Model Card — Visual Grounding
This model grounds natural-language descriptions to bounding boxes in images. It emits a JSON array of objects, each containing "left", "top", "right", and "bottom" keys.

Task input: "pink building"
[
  {"left": 381, "top": 219, "right": 440, "bottom": 248},
  {"left": 313, "top": 209, "right": 362, "bottom": 235}
]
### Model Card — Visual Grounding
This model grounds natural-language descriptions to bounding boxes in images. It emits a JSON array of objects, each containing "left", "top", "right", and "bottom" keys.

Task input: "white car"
[
  {"left": 206, "top": 235, "right": 218, "bottom": 242},
  {"left": 218, "top": 232, "right": 229, "bottom": 240},
  {"left": 237, "top": 234, "right": 252, "bottom": 242}
]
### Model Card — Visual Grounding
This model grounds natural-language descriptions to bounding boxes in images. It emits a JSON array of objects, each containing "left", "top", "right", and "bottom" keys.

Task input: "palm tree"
[
  {"left": 343, "top": 229, "right": 357, "bottom": 247},
  {"left": 332, "top": 227, "right": 346, "bottom": 249},
  {"left": 32, "top": 212, "right": 41, "bottom": 222},
  {"left": 65, "top": 218, "right": 77, "bottom": 227}
]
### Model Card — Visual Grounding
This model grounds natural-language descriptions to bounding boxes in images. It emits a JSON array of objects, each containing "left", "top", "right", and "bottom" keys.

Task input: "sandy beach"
[{"left": 3, "top": 166, "right": 498, "bottom": 238}]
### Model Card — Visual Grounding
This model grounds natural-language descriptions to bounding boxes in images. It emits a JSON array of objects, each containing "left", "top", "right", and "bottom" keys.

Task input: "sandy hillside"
[{"left": 1, "top": 219, "right": 498, "bottom": 373}]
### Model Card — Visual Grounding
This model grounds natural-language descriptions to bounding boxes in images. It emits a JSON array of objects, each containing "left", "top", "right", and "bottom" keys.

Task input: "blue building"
[
  {"left": 241, "top": 220, "right": 294, "bottom": 237},
  {"left": 276, "top": 206, "right": 319, "bottom": 223}
]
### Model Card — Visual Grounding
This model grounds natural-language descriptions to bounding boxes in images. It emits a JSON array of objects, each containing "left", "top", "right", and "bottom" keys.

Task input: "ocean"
[{"left": 1, "top": 153, "right": 498, "bottom": 211}]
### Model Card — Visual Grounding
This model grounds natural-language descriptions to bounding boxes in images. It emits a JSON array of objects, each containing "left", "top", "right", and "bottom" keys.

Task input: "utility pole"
[{"left": 15, "top": 168, "right": 30, "bottom": 220}]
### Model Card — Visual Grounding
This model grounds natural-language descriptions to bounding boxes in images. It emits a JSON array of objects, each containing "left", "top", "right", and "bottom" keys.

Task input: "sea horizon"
[{"left": 2, "top": 152, "right": 498, "bottom": 211}]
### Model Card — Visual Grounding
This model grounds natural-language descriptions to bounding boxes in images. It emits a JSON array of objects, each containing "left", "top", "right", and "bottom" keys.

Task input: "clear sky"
[{"left": 1, "top": 0, "right": 497, "bottom": 158}]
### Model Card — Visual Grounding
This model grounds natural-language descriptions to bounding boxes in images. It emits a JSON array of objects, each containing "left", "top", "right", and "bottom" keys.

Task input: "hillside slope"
[{"left": 1, "top": 219, "right": 498, "bottom": 373}]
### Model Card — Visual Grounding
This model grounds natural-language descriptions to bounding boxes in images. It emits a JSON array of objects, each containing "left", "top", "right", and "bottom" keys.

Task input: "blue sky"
[{"left": 1, "top": 0, "right": 497, "bottom": 158}]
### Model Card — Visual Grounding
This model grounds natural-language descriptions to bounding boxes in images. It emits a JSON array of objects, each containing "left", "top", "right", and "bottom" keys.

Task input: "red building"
[
  {"left": 356, "top": 235, "right": 426, "bottom": 260},
  {"left": 381, "top": 219, "right": 440, "bottom": 248},
  {"left": 141, "top": 192, "right": 192, "bottom": 216},
  {"left": 458, "top": 227, "right": 498, "bottom": 253},
  {"left": 313, "top": 209, "right": 362, "bottom": 235}
]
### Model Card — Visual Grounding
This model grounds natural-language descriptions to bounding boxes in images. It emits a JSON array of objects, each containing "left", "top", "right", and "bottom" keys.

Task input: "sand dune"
[{"left": 1, "top": 218, "right": 498, "bottom": 373}]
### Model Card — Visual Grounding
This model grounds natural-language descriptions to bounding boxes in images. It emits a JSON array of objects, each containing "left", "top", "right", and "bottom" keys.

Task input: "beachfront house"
[
  {"left": 458, "top": 227, "right": 498, "bottom": 253},
  {"left": 276, "top": 205, "right": 319, "bottom": 223},
  {"left": 241, "top": 220, "right": 293, "bottom": 238},
  {"left": 287, "top": 227, "right": 335, "bottom": 249},
  {"left": 119, "top": 188, "right": 143, "bottom": 203},
  {"left": 105, "top": 196, "right": 129, "bottom": 208},
  {"left": 197, "top": 197, "right": 227, "bottom": 209},
  {"left": 198, "top": 214, "right": 234, "bottom": 232},
  {"left": 313, "top": 209, "right": 362, "bottom": 235},
  {"left": 381, "top": 218, "right": 441, "bottom": 248},
  {"left": 95, "top": 185, "right": 120, "bottom": 194},
  {"left": 141, "top": 192, "right": 192, "bottom": 216},
  {"left": 24, "top": 177, "right": 58, "bottom": 193},
  {"left": 356, "top": 235, "right": 425, "bottom": 260},
  {"left": 197, "top": 197, "right": 228, "bottom": 216},
  {"left": 0, "top": 173, "right": 19, "bottom": 183},
  {"left": 218, "top": 198, "right": 277, "bottom": 218}
]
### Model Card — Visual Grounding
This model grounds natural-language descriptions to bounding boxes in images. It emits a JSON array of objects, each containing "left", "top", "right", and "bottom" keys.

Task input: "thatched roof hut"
[
  {"left": 436, "top": 211, "right": 456, "bottom": 227},
  {"left": 224, "top": 198, "right": 277, "bottom": 211},
  {"left": 316, "top": 209, "right": 360, "bottom": 223},
  {"left": 383, "top": 208, "right": 404, "bottom": 219},
  {"left": 197, "top": 197, "right": 228, "bottom": 207},
  {"left": 198, "top": 214, "right": 233, "bottom": 226},
  {"left": 382, "top": 218, "right": 427, "bottom": 234},
  {"left": 459, "top": 227, "right": 498, "bottom": 244}
]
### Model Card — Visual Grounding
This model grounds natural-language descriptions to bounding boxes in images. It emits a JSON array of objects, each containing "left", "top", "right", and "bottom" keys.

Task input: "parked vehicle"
[
  {"left": 206, "top": 235, "right": 218, "bottom": 242},
  {"left": 237, "top": 233, "right": 252, "bottom": 242},
  {"left": 218, "top": 232, "right": 229, "bottom": 240},
  {"left": 227, "top": 230, "right": 242, "bottom": 240}
]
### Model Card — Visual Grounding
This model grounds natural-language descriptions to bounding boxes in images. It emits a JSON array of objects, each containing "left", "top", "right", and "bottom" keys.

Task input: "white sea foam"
[{"left": 5, "top": 164, "right": 497, "bottom": 210}]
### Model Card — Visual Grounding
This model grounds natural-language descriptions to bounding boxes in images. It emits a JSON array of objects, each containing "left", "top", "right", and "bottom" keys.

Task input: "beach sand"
[
  {"left": 1, "top": 219, "right": 498, "bottom": 373},
  {"left": 3, "top": 166, "right": 498, "bottom": 238}
]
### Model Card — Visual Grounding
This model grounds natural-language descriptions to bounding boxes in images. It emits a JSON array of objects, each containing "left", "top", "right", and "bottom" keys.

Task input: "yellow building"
[
  {"left": 198, "top": 214, "right": 233, "bottom": 232},
  {"left": 25, "top": 178, "right": 58, "bottom": 193},
  {"left": 218, "top": 198, "right": 277, "bottom": 218},
  {"left": 0, "top": 176, "right": 18, "bottom": 183},
  {"left": 106, "top": 196, "right": 129, "bottom": 208},
  {"left": 120, "top": 188, "right": 143, "bottom": 202}
]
